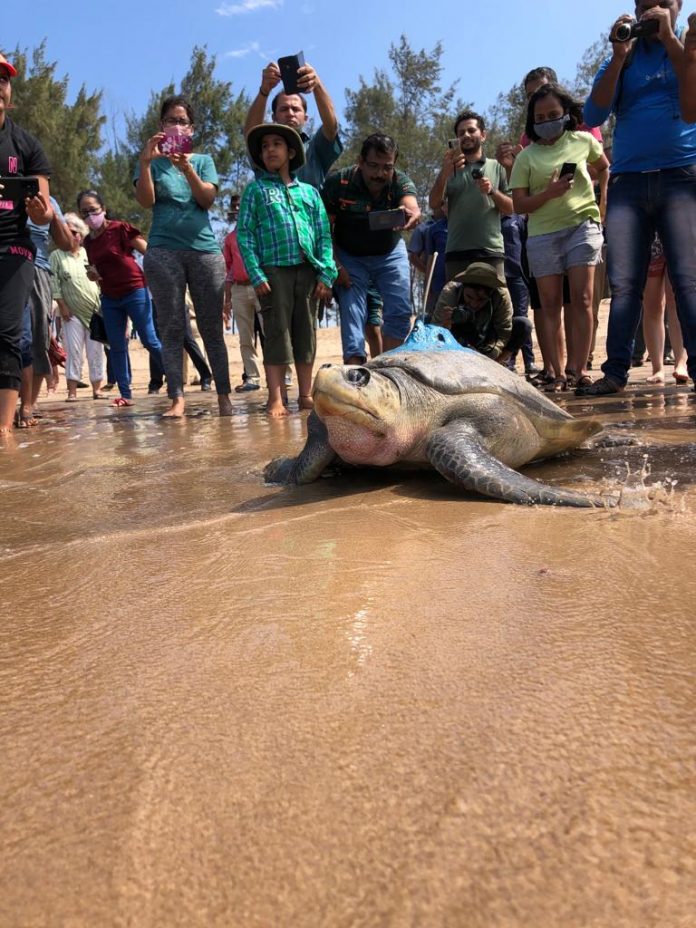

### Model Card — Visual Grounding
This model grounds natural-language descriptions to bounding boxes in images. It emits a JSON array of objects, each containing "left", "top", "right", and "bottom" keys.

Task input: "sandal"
[
  {"left": 92, "top": 392, "right": 108, "bottom": 399},
  {"left": 14, "top": 411, "right": 37, "bottom": 429},
  {"left": 526, "top": 369, "right": 552, "bottom": 388},
  {"left": 574, "top": 375, "right": 593, "bottom": 390},
  {"left": 544, "top": 377, "right": 567, "bottom": 393},
  {"left": 111, "top": 397, "right": 134, "bottom": 407},
  {"left": 565, "top": 369, "right": 578, "bottom": 389}
]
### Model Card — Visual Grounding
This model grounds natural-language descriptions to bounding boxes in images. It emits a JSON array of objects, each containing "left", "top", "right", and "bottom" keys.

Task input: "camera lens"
[
  {"left": 471, "top": 168, "right": 483, "bottom": 179},
  {"left": 614, "top": 22, "right": 632, "bottom": 42}
]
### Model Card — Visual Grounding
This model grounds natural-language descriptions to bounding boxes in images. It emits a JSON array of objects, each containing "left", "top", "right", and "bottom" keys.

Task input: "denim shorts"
[{"left": 527, "top": 220, "right": 603, "bottom": 278}]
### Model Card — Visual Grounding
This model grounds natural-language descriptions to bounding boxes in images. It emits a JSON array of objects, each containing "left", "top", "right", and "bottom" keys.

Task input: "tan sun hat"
[
  {"left": 247, "top": 123, "right": 306, "bottom": 174},
  {"left": 454, "top": 262, "right": 506, "bottom": 290}
]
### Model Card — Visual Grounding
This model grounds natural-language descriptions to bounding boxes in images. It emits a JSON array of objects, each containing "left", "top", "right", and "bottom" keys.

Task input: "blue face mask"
[{"left": 534, "top": 114, "right": 570, "bottom": 140}]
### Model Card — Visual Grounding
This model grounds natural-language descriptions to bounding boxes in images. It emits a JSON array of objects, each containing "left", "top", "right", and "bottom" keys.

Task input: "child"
[{"left": 237, "top": 124, "right": 336, "bottom": 417}]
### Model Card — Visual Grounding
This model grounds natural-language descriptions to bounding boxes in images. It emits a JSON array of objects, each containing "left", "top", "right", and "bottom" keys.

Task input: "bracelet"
[{"left": 259, "top": 87, "right": 269, "bottom": 98}]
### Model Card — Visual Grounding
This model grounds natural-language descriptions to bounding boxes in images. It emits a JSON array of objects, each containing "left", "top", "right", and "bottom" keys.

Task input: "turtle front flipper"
[
  {"left": 264, "top": 411, "right": 337, "bottom": 485},
  {"left": 425, "top": 423, "right": 610, "bottom": 508}
]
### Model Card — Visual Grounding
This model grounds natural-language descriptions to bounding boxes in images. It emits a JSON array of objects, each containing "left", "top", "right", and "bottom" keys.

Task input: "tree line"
[{"left": 6, "top": 35, "right": 610, "bottom": 232}]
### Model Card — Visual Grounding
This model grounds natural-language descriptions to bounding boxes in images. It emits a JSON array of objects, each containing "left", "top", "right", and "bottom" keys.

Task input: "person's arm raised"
[
  {"left": 244, "top": 63, "right": 281, "bottom": 137},
  {"left": 680, "top": 13, "right": 696, "bottom": 122},
  {"left": 297, "top": 65, "right": 338, "bottom": 140}
]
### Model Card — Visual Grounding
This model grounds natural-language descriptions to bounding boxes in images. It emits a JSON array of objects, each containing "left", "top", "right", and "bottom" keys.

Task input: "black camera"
[
  {"left": 471, "top": 167, "right": 484, "bottom": 180},
  {"left": 614, "top": 18, "right": 660, "bottom": 42}
]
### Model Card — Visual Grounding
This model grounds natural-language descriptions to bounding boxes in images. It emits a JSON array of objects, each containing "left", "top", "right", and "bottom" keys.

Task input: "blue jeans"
[
  {"left": 101, "top": 287, "right": 163, "bottom": 399},
  {"left": 603, "top": 165, "right": 696, "bottom": 385},
  {"left": 336, "top": 239, "right": 411, "bottom": 362},
  {"left": 502, "top": 214, "right": 534, "bottom": 370}
]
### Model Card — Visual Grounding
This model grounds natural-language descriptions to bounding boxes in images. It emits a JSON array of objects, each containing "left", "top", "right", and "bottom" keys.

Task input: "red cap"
[{"left": 0, "top": 54, "right": 18, "bottom": 78}]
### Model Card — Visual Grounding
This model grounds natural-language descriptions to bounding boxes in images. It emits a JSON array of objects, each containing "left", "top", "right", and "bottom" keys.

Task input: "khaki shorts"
[{"left": 257, "top": 263, "right": 318, "bottom": 365}]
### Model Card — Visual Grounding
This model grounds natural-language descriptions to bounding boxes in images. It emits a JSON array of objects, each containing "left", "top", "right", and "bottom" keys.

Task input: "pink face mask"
[{"left": 85, "top": 211, "right": 105, "bottom": 231}]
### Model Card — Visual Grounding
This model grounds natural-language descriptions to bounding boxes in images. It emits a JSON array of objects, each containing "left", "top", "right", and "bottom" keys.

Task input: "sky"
[{"left": 3, "top": 0, "right": 654, "bottom": 147}]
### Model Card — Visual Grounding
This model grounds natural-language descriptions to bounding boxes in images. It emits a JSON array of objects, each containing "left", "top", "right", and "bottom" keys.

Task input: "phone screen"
[{"left": 159, "top": 132, "right": 193, "bottom": 156}]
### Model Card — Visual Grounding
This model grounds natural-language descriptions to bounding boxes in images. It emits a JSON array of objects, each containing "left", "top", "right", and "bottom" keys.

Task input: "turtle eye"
[
  {"left": 346, "top": 368, "right": 371, "bottom": 386},
  {"left": 437, "top": 333, "right": 445, "bottom": 342}
]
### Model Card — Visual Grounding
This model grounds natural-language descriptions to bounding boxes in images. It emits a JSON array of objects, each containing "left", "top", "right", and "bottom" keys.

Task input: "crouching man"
[{"left": 431, "top": 262, "right": 532, "bottom": 366}]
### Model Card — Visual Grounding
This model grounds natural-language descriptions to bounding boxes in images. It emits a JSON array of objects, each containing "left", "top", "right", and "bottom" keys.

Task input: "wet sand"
[{"left": 1, "top": 319, "right": 695, "bottom": 927}]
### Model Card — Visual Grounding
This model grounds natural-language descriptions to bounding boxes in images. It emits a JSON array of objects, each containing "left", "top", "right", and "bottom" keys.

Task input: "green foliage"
[
  {"left": 7, "top": 41, "right": 105, "bottom": 210},
  {"left": 341, "top": 35, "right": 470, "bottom": 207}
]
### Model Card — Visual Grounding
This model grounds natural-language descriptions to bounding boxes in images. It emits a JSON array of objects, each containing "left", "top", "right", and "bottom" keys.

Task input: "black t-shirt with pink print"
[{"left": 0, "top": 116, "right": 51, "bottom": 254}]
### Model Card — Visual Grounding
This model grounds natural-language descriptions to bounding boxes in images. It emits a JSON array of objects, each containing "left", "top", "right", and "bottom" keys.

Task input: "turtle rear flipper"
[
  {"left": 264, "top": 411, "right": 336, "bottom": 485},
  {"left": 426, "top": 423, "right": 611, "bottom": 508}
]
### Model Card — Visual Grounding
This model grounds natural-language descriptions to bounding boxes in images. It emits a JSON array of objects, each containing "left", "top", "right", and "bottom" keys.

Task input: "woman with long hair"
[{"left": 510, "top": 84, "right": 609, "bottom": 392}]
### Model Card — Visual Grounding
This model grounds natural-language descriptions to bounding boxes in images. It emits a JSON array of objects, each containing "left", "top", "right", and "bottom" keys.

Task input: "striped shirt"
[{"left": 237, "top": 173, "right": 337, "bottom": 288}]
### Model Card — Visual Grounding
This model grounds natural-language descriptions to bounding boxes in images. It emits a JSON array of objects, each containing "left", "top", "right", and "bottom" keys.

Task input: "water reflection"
[{"left": 1, "top": 388, "right": 695, "bottom": 926}]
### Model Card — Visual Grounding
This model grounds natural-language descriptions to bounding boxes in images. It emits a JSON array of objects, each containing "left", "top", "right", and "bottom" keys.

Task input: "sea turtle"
[{"left": 265, "top": 323, "right": 611, "bottom": 507}]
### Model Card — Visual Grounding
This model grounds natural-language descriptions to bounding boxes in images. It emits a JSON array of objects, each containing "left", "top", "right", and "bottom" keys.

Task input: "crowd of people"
[{"left": 3, "top": 1, "right": 696, "bottom": 438}]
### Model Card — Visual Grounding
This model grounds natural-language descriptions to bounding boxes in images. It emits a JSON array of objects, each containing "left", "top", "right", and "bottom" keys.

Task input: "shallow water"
[{"left": 1, "top": 386, "right": 695, "bottom": 927}]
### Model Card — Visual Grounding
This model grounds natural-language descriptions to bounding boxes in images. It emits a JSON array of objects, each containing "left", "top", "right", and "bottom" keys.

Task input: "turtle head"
[{"left": 312, "top": 363, "right": 411, "bottom": 465}]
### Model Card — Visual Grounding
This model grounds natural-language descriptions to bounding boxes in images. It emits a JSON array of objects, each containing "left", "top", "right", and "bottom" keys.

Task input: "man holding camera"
[
  {"left": 244, "top": 60, "right": 342, "bottom": 190},
  {"left": 428, "top": 110, "right": 513, "bottom": 284},
  {"left": 577, "top": 0, "right": 696, "bottom": 396},
  {"left": 431, "top": 262, "right": 532, "bottom": 365},
  {"left": 322, "top": 133, "right": 420, "bottom": 365}
]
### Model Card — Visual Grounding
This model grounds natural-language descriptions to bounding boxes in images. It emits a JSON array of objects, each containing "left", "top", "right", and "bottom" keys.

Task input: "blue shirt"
[
  {"left": 584, "top": 29, "right": 696, "bottom": 172},
  {"left": 134, "top": 154, "right": 220, "bottom": 253},
  {"left": 27, "top": 196, "right": 64, "bottom": 271},
  {"left": 424, "top": 218, "right": 448, "bottom": 297}
]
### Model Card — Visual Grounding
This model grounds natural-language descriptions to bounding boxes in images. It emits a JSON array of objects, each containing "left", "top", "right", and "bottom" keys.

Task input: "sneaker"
[
  {"left": 575, "top": 375, "right": 623, "bottom": 397},
  {"left": 235, "top": 382, "right": 261, "bottom": 393},
  {"left": 200, "top": 379, "right": 213, "bottom": 392}
]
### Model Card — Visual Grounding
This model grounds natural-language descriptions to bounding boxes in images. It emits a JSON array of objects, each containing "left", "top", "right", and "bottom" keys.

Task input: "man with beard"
[
  {"left": 429, "top": 110, "right": 513, "bottom": 283},
  {"left": 322, "top": 133, "right": 420, "bottom": 364}
]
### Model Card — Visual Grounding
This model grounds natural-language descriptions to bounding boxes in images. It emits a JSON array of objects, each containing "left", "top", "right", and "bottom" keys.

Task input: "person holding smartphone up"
[
  {"left": 0, "top": 52, "right": 54, "bottom": 435},
  {"left": 577, "top": 0, "right": 696, "bottom": 397},
  {"left": 510, "top": 84, "right": 609, "bottom": 392},
  {"left": 135, "top": 96, "right": 232, "bottom": 419},
  {"left": 244, "top": 56, "right": 342, "bottom": 191},
  {"left": 428, "top": 110, "right": 513, "bottom": 284}
]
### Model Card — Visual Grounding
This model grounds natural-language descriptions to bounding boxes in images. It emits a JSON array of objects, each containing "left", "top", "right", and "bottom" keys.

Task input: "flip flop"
[
  {"left": 111, "top": 397, "right": 134, "bottom": 407},
  {"left": 92, "top": 393, "right": 108, "bottom": 399}
]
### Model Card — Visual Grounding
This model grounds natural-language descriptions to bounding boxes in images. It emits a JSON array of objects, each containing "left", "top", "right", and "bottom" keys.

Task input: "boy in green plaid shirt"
[{"left": 238, "top": 124, "right": 336, "bottom": 417}]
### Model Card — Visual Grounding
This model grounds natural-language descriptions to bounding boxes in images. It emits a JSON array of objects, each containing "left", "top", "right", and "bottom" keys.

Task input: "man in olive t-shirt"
[{"left": 429, "top": 110, "right": 513, "bottom": 283}]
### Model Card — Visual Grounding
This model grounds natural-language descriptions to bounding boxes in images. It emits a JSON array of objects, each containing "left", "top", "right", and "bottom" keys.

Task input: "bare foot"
[
  {"left": 298, "top": 394, "right": 314, "bottom": 410},
  {"left": 163, "top": 398, "right": 185, "bottom": 418},
  {"left": 647, "top": 372, "right": 665, "bottom": 384},
  {"left": 218, "top": 394, "right": 234, "bottom": 417},
  {"left": 267, "top": 400, "right": 289, "bottom": 418}
]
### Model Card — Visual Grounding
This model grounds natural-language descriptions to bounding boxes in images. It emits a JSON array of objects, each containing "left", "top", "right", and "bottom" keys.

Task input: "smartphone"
[
  {"left": 368, "top": 208, "right": 406, "bottom": 232},
  {"left": 278, "top": 52, "right": 306, "bottom": 96},
  {"left": 559, "top": 162, "right": 577, "bottom": 179},
  {"left": 159, "top": 132, "right": 193, "bottom": 156},
  {"left": 0, "top": 175, "right": 40, "bottom": 204}
]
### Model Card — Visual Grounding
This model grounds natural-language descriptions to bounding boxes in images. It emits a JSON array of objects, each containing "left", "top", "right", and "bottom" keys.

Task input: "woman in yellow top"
[
  {"left": 510, "top": 84, "right": 609, "bottom": 392},
  {"left": 49, "top": 213, "right": 105, "bottom": 400}
]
